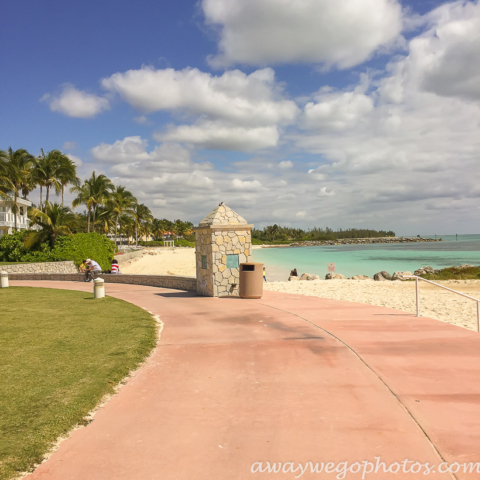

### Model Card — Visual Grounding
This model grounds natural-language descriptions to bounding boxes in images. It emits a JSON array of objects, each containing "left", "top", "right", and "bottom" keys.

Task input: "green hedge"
[
  {"left": 0, "top": 232, "right": 115, "bottom": 270},
  {"left": 139, "top": 239, "right": 194, "bottom": 248}
]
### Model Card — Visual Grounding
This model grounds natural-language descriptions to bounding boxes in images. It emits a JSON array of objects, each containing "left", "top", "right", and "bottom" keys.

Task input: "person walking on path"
[
  {"left": 85, "top": 259, "right": 102, "bottom": 282},
  {"left": 263, "top": 266, "right": 267, "bottom": 282}
]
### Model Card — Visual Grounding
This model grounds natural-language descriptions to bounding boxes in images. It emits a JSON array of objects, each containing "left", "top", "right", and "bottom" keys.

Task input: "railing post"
[{"left": 415, "top": 277, "right": 419, "bottom": 317}]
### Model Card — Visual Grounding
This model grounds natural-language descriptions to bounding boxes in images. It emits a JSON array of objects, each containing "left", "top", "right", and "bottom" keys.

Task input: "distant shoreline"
[{"left": 253, "top": 237, "right": 442, "bottom": 248}]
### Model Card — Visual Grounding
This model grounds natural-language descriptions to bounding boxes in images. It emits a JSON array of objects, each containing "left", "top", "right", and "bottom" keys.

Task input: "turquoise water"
[{"left": 253, "top": 235, "right": 480, "bottom": 281}]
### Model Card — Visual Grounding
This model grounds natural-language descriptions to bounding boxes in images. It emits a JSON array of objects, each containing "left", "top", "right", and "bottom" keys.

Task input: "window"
[
  {"left": 19, "top": 207, "right": 24, "bottom": 216},
  {"left": 201, "top": 255, "right": 207, "bottom": 269},
  {"left": 226, "top": 254, "right": 239, "bottom": 269}
]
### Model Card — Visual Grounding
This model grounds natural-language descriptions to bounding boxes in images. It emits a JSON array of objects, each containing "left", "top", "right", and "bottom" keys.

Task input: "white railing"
[
  {"left": 0, "top": 212, "right": 29, "bottom": 228},
  {"left": 403, "top": 275, "right": 480, "bottom": 332}
]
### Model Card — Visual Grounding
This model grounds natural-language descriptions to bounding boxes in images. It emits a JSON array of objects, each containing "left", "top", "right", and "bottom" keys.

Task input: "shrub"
[
  {"left": 0, "top": 231, "right": 29, "bottom": 262},
  {"left": 0, "top": 232, "right": 115, "bottom": 270},
  {"left": 51, "top": 233, "right": 116, "bottom": 270},
  {"left": 139, "top": 239, "right": 195, "bottom": 248}
]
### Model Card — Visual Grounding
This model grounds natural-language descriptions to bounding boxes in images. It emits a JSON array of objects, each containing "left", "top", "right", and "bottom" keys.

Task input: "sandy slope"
[
  {"left": 120, "top": 248, "right": 196, "bottom": 277},
  {"left": 121, "top": 248, "right": 480, "bottom": 331}
]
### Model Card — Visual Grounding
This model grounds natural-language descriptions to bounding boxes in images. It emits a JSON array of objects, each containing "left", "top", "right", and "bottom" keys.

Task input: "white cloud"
[
  {"left": 41, "top": 85, "right": 109, "bottom": 118},
  {"left": 157, "top": 122, "right": 279, "bottom": 151},
  {"left": 102, "top": 66, "right": 298, "bottom": 126},
  {"left": 278, "top": 161, "right": 293, "bottom": 169},
  {"left": 318, "top": 187, "right": 335, "bottom": 197},
  {"left": 412, "top": 1, "right": 480, "bottom": 101},
  {"left": 63, "top": 141, "right": 77, "bottom": 150},
  {"left": 92, "top": 136, "right": 150, "bottom": 163},
  {"left": 232, "top": 179, "right": 263, "bottom": 190},
  {"left": 133, "top": 115, "right": 150, "bottom": 124},
  {"left": 202, "top": 0, "right": 403, "bottom": 68},
  {"left": 296, "top": 211, "right": 307, "bottom": 218},
  {"left": 303, "top": 91, "right": 374, "bottom": 131}
]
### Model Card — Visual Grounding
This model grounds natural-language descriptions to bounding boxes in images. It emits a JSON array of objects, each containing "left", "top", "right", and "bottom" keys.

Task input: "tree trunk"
[
  {"left": 62, "top": 185, "right": 65, "bottom": 207},
  {"left": 46, "top": 186, "right": 50, "bottom": 203},
  {"left": 136, "top": 226, "right": 138, "bottom": 247},
  {"left": 92, "top": 208, "right": 96, "bottom": 233},
  {"left": 87, "top": 208, "right": 91, "bottom": 233},
  {"left": 115, "top": 214, "right": 119, "bottom": 247},
  {"left": 40, "top": 186, "right": 43, "bottom": 212}
]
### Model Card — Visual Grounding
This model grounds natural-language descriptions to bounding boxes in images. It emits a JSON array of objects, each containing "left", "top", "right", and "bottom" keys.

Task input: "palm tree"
[
  {"left": 71, "top": 182, "right": 94, "bottom": 232},
  {"left": 71, "top": 172, "right": 113, "bottom": 233},
  {"left": 24, "top": 202, "right": 75, "bottom": 249},
  {"left": 0, "top": 150, "right": 14, "bottom": 199},
  {"left": 57, "top": 155, "right": 79, "bottom": 207},
  {"left": 0, "top": 148, "right": 34, "bottom": 230},
  {"left": 151, "top": 218, "right": 167, "bottom": 241},
  {"left": 105, "top": 186, "right": 136, "bottom": 246},
  {"left": 133, "top": 203, "right": 153, "bottom": 246},
  {"left": 32, "top": 149, "right": 63, "bottom": 210}
]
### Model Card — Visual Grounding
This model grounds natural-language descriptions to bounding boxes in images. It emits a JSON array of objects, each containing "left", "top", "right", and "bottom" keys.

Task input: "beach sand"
[
  {"left": 121, "top": 248, "right": 480, "bottom": 331},
  {"left": 121, "top": 248, "right": 196, "bottom": 277}
]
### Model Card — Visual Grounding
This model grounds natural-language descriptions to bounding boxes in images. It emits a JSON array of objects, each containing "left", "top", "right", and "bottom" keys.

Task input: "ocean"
[{"left": 252, "top": 234, "right": 480, "bottom": 282}]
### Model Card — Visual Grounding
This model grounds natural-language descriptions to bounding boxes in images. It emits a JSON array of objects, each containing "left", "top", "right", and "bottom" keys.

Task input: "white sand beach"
[
  {"left": 122, "top": 248, "right": 480, "bottom": 331},
  {"left": 121, "top": 248, "right": 197, "bottom": 277}
]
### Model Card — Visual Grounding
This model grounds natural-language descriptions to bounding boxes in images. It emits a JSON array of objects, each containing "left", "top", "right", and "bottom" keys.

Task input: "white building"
[{"left": 0, "top": 197, "right": 32, "bottom": 237}]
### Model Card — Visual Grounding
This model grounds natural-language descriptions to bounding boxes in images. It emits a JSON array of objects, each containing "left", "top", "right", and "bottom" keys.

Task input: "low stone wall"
[
  {"left": 7, "top": 272, "right": 197, "bottom": 292},
  {"left": 1, "top": 261, "right": 78, "bottom": 274}
]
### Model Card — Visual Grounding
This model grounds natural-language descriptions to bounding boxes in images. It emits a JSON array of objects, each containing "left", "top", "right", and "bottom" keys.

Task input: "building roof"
[
  {"left": 199, "top": 202, "right": 248, "bottom": 226},
  {"left": 0, "top": 197, "right": 32, "bottom": 207}
]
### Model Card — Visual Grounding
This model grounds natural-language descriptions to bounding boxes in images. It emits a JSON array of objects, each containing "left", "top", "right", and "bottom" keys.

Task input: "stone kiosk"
[{"left": 194, "top": 203, "right": 253, "bottom": 297}]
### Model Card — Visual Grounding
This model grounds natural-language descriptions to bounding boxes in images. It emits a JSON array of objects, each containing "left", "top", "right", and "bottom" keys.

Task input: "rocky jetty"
[{"left": 289, "top": 237, "right": 441, "bottom": 247}]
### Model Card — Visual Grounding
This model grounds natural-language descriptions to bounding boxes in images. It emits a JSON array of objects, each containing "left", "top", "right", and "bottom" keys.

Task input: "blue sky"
[{"left": 1, "top": 0, "right": 479, "bottom": 234}]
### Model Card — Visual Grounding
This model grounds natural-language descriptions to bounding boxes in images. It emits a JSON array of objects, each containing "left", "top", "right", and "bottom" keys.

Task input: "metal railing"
[{"left": 403, "top": 275, "right": 480, "bottom": 332}]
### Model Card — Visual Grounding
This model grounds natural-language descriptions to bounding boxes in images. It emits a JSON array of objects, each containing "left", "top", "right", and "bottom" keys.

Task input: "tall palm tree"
[
  {"left": 151, "top": 218, "right": 166, "bottom": 241},
  {"left": 105, "top": 186, "right": 136, "bottom": 246},
  {"left": 32, "top": 149, "right": 64, "bottom": 210},
  {"left": 0, "top": 150, "right": 14, "bottom": 199},
  {"left": 71, "top": 181, "right": 94, "bottom": 232},
  {"left": 24, "top": 202, "right": 75, "bottom": 248},
  {"left": 0, "top": 148, "right": 34, "bottom": 230},
  {"left": 71, "top": 172, "right": 113, "bottom": 233},
  {"left": 133, "top": 203, "right": 153, "bottom": 246},
  {"left": 57, "top": 155, "right": 80, "bottom": 207}
]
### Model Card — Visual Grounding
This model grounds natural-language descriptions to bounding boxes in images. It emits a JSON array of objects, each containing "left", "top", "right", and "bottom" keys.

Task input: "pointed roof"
[{"left": 199, "top": 202, "right": 248, "bottom": 226}]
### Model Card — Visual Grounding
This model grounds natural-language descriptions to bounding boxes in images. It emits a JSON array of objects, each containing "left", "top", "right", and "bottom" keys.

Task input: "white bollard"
[
  {"left": 93, "top": 278, "right": 105, "bottom": 299},
  {"left": 1, "top": 271, "right": 9, "bottom": 288}
]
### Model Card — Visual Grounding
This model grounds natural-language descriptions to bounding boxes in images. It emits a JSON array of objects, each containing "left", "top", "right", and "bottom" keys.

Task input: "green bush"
[
  {"left": 0, "top": 231, "right": 29, "bottom": 262},
  {"left": 139, "top": 239, "right": 194, "bottom": 248},
  {"left": 422, "top": 266, "right": 480, "bottom": 281},
  {"left": 50, "top": 233, "right": 116, "bottom": 270},
  {"left": 0, "top": 232, "right": 115, "bottom": 270}
]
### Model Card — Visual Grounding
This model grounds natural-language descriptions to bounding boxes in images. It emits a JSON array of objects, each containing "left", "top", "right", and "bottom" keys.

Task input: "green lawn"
[{"left": 0, "top": 287, "right": 157, "bottom": 480}]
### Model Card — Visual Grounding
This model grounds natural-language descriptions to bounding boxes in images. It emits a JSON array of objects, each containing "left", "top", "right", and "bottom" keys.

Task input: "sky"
[{"left": 1, "top": 0, "right": 479, "bottom": 234}]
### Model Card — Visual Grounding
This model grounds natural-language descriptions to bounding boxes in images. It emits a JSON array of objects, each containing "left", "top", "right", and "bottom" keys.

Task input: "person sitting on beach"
[
  {"left": 290, "top": 268, "right": 298, "bottom": 276},
  {"left": 111, "top": 259, "right": 121, "bottom": 274},
  {"left": 85, "top": 258, "right": 102, "bottom": 282}
]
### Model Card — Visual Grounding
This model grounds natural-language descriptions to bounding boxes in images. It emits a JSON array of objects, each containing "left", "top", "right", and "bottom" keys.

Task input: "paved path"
[{"left": 11, "top": 281, "right": 480, "bottom": 479}]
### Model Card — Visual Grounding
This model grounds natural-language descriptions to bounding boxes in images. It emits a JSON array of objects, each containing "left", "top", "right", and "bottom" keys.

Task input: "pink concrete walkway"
[{"left": 12, "top": 281, "right": 480, "bottom": 480}]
